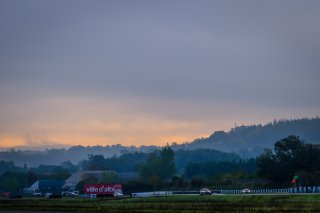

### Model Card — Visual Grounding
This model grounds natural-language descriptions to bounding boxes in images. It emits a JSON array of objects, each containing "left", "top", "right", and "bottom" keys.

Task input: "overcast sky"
[{"left": 0, "top": 0, "right": 319, "bottom": 149}]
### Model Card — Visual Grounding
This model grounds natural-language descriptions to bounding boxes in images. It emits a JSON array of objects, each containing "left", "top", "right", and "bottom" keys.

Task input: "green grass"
[{"left": 0, "top": 194, "right": 320, "bottom": 212}]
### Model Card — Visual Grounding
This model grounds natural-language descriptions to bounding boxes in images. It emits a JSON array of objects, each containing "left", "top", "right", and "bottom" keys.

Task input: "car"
[
  {"left": 113, "top": 192, "right": 123, "bottom": 197},
  {"left": 61, "top": 191, "right": 79, "bottom": 197},
  {"left": 33, "top": 189, "right": 42, "bottom": 197},
  {"left": 200, "top": 188, "right": 212, "bottom": 195},
  {"left": 45, "top": 193, "right": 52, "bottom": 198},
  {"left": 241, "top": 188, "right": 251, "bottom": 193}
]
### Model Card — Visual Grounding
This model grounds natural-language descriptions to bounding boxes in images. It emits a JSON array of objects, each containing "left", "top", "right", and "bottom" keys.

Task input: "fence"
[
  {"left": 132, "top": 186, "right": 320, "bottom": 197},
  {"left": 221, "top": 186, "right": 320, "bottom": 194}
]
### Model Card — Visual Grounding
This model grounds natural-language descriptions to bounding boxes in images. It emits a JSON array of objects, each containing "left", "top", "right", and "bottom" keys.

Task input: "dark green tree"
[
  {"left": 139, "top": 146, "right": 176, "bottom": 180},
  {"left": 101, "top": 171, "right": 118, "bottom": 183},
  {"left": 257, "top": 135, "right": 320, "bottom": 186},
  {"left": 159, "top": 145, "right": 176, "bottom": 179},
  {"left": 139, "top": 153, "right": 162, "bottom": 178},
  {"left": 60, "top": 161, "right": 78, "bottom": 173},
  {"left": 0, "top": 171, "right": 26, "bottom": 193},
  {"left": 26, "top": 171, "right": 38, "bottom": 186},
  {"left": 184, "top": 159, "right": 257, "bottom": 179},
  {"left": 87, "top": 154, "right": 108, "bottom": 170}
]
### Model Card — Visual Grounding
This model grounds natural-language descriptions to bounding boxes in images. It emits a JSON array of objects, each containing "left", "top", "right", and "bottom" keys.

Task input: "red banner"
[{"left": 84, "top": 184, "right": 122, "bottom": 195}]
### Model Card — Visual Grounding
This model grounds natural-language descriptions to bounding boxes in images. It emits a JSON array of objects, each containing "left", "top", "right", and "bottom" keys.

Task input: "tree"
[
  {"left": 159, "top": 145, "right": 176, "bottom": 179},
  {"left": 184, "top": 159, "right": 257, "bottom": 179},
  {"left": 87, "top": 154, "right": 108, "bottom": 170},
  {"left": 139, "top": 153, "right": 162, "bottom": 179},
  {"left": 0, "top": 160, "right": 22, "bottom": 175},
  {"left": 256, "top": 149, "right": 279, "bottom": 182},
  {"left": 80, "top": 173, "right": 98, "bottom": 184},
  {"left": 147, "top": 175, "right": 162, "bottom": 191},
  {"left": 75, "top": 174, "right": 98, "bottom": 193},
  {"left": 139, "top": 146, "right": 176, "bottom": 180},
  {"left": 101, "top": 171, "right": 118, "bottom": 183},
  {"left": 257, "top": 135, "right": 320, "bottom": 186},
  {"left": 170, "top": 175, "right": 187, "bottom": 188},
  {"left": 26, "top": 171, "right": 38, "bottom": 186},
  {"left": 60, "top": 161, "right": 78, "bottom": 173},
  {"left": 0, "top": 171, "right": 26, "bottom": 193}
]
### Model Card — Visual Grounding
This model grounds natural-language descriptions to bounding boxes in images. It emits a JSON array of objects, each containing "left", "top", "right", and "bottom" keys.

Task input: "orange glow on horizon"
[
  {"left": 0, "top": 133, "right": 208, "bottom": 149},
  {"left": 0, "top": 96, "right": 296, "bottom": 150},
  {"left": 0, "top": 136, "right": 25, "bottom": 148}
]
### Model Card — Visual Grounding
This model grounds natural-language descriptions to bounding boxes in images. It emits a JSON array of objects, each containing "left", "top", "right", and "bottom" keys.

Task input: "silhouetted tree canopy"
[
  {"left": 177, "top": 118, "right": 320, "bottom": 157},
  {"left": 257, "top": 135, "right": 320, "bottom": 186},
  {"left": 185, "top": 159, "right": 257, "bottom": 179},
  {"left": 0, "top": 118, "right": 318, "bottom": 166},
  {"left": 139, "top": 145, "right": 176, "bottom": 180}
]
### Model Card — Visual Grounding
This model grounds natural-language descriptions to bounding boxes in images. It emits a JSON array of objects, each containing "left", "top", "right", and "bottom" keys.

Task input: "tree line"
[
  {"left": 257, "top": 135, "right": 320, "bottom": 186},
  {"left": 178, "top": 117, "right": 320, "bottom": 157},
  {"left": 80, "top": 136, "right": 320, "bottom": 189},
  {"left": 1, "top": 135, "right": 320, "bottom": 194},
  {"left": 78, "top": 148, "right": 239, "bottom": 172},
  {"left": 1, "top": 118, "right": 318, "bottom": 167}
]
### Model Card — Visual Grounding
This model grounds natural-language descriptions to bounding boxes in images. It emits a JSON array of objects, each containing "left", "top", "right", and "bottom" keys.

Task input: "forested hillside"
[
  {"left": 0, "top": 145, "right": 157, "bottom": 167},
  {"left": 78, "top": 149, "right": 240, "bottom": 172},
  {"left": 174, "top": 118, "right": 320, "bottom": 157},
  {"left": 0, "top": 147, "right": 239, "bottom": 168},
  {"left": 0, "top": 118, "right": 318, "bottom": 165}
]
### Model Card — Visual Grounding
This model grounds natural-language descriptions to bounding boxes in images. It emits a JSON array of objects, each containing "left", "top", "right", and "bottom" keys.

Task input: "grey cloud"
[{"left": 1, "top": 0, "right": 320, "bottom": 110}]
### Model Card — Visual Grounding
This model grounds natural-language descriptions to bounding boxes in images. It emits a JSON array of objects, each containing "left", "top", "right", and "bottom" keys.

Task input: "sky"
[{"left": 0, "top": 0, "right": 319, "bottom": 149}]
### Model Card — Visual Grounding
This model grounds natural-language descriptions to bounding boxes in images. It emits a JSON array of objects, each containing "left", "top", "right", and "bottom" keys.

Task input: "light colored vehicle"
[
  {"left": 242, "top": 188, "right": 251, "bottom": 193},
  {"left": 200, "top": 188, "right": 212, "bottom": 195},
  {"left": 23, "top": 188, "right": 41, "bottom": 197},
  {"left": 113, "top": 191, "right": 123, "bottom": 197},
  {"left": 33, "top": 189, "right": 42, "bottom": 197},
  {"left": 62, "top": 191, "right": 79, "bottom": 197},
  {"left": 45, "top": 193, "right": 52, "bottom": 198}
]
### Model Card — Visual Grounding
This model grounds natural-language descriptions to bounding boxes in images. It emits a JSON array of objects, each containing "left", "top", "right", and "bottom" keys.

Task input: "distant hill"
[
  {"left": 0, "top": 117, "right": 318, "bottom": 166},
  {"left": 172, "top": 118, "right": 320, "bottom": 157},
  {"left": 78, "top": 149, "right": 240, "bottom": 173},
  {"left": 0, "top": 145, "right": 158, "bottom": 167},
  {"left": 0, "top": 147, "right": 239, "bottom": 169}
]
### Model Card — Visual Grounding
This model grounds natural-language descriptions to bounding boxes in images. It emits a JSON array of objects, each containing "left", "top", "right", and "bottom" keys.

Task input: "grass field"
[{"left": 0, "top": 194, "right": 320, "bottom": 212}]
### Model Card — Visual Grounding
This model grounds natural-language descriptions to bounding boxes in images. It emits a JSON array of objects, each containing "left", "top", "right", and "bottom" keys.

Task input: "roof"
[
  {"left": 63, "top": 171, "right": 139, "bottom": 188},
  {"left": 38, "top": 180, "right": 65, "bottom": 188},
  {"left": 63, "top": 171, "right": 110, "bottom": 188},
  {"left": 117, "top": 172, "right": 139, "bottom": 182},
  {"left": 27, "top": 179, "right": 65, "bottom": 190}
]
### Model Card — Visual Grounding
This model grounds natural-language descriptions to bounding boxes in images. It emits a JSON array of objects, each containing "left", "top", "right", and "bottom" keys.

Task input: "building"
[
  {"left": 24, "top": 180, "right": 65, "bottom": 195},
  {"left": 63, "top": 170, "right": 138, "bottom": 191}
]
